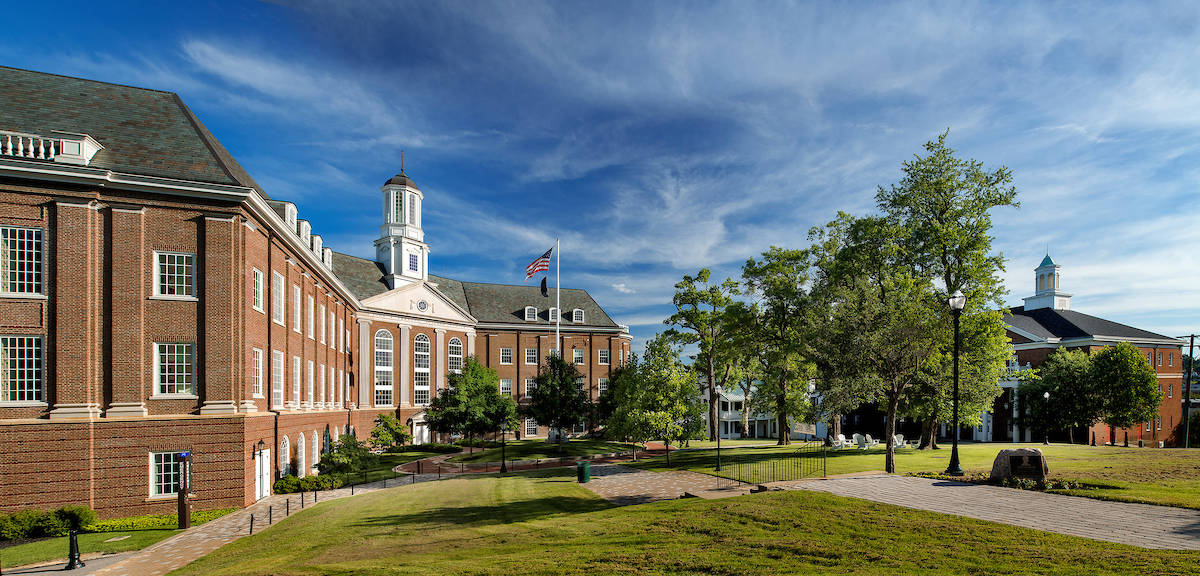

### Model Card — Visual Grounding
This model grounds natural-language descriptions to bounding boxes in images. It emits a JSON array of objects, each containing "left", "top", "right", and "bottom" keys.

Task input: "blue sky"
[{"left": 6, "top": 1, "right": 1200, "bottom": 352}]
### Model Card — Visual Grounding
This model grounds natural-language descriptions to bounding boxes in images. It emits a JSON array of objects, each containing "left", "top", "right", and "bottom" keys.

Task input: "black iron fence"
[{"left": 715, "top": 442, "right": 826, "bottom": 488}]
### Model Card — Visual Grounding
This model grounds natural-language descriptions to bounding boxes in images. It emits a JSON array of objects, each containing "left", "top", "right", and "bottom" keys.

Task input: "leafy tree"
[
  {"left": 1037, "top": 347, "right": 1100, "bottom": 443},
  {"left": 606, "top": 334, "right": 705, "bottom": 465},
  {"left": 526, "top": 353, "right": 590, "bottom": 451},
  {"left": 370, "top": 413, "right": 413, "bottom": 451},
  {"left": 598, "top": 359, "right": 638, "bottom": 438},
  {"left": 665, "top": 269, "right": 740, "bottom": 441},
  {"left": 316, "top": 435, "right": 378, "bottom": 475},
  {"left": 742, "top": 247, "right": 814, "bottom": 445},
  {"left": 426, "top": 357, "right": 515, "bottom": 450},
  {"left": 1092, "top": 342, "right": 1162, "bottom": 433},
  {"left": 875, "top": 130, "right": 1017, "bottom": 447}
]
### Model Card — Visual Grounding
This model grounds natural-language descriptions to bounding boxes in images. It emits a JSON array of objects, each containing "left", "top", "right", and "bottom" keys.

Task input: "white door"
[
  {"left": 414, "top": 423, "right": 429, "bottom": 445},
  {"left": 256, "top": 449, "right": 271, "bottom": 500}
]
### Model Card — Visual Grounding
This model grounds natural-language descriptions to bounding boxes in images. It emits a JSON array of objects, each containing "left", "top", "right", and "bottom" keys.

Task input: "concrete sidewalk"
[{"left": 788, "top": 474, "right": 1200, "bottom": 550}]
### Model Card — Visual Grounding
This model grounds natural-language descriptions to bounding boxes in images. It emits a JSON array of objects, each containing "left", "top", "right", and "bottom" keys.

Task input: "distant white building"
[{"left": 698, "top": 378, "right": 820, "bottom": 440}]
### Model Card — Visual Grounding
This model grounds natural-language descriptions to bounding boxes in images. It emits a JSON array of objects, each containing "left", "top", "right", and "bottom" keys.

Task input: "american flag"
[{"left": 525, "top": 247, "right": 553, "bottom": 280}]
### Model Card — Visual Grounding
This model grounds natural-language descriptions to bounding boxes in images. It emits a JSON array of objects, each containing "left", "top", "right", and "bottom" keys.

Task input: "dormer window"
[
  {"left": 525, "top": 306, "right": 537, "bottom": 322},
  {"left": 572, "top": 309, "right": 584, "bottom": 323},
  {"left": 312, "top": 235, "right": 322, "bottom": 256},
  {"left": 549, "top": 308, "right": 559, "bottom": 322},
  {"left": 284, "top": 203, "right": 297, "bottom": 227}
]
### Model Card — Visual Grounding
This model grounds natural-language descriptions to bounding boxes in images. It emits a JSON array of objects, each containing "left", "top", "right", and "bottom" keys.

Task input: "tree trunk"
[
  {"left": 776, "top": 391, "right": 790, "bottom": 445},
  {"left": 827, "top": 415, "right": 841, "bottom": 446},
  {"left": 741, "top": 406, "right": 750, "bottom": 439},
  {"left": 708, "top": 359, "right": 719, "bottom": 442},
  {"left": 1068, "top": 426, "right": 1075, "bottom": 445},
  {"left": 884, "top": 395, "right": 900, "bottom": 473},
  {"left": 919, "top": 417, "right": 939, "bottom": 450}
]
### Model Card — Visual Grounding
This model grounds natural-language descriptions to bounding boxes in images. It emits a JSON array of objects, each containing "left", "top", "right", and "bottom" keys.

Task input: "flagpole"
[{"left": 555, "top": 237, "right": 561, "bottom": 358}]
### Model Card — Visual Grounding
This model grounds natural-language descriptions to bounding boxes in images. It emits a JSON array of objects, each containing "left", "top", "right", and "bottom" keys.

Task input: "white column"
[
  {"left": 399, "top": 325, "right": 411, "bottom": 405},
  {"left": 435, "top": 329, "right": 446, "bottom": 391},
  {"left": 467, "top": 331, "right": 476, "bottom": 358}
]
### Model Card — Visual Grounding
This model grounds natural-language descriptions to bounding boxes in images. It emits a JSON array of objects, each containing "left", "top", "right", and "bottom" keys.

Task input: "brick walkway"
[
  {"left": 788, "top": 475, "right": 1200, "bottom": 550},
  {"left": 581, "top": 464, "right": 750, "bottom": 505}
]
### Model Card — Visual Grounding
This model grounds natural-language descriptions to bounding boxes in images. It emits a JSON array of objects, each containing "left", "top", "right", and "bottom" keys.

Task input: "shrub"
[
  {"left": 272, "top": 473, "right": 346, "bottom": 494},
  {"left": 55, "top": 505, "right": 96, "bottom": 531},
  {"left": 316, "top": 435, "right": 379, "bottom": 475},
  {"left": 84, "top": 509, "right": 236, "bottom": 533},
  {"left": 453, "top": 438, "right": 502, "bottom": 449},
  {"left": 274, "top": 474, "right": 302, "bottom": 494},
  {"left": 420, "top": 443, "right": 465, "bottom": 454}
]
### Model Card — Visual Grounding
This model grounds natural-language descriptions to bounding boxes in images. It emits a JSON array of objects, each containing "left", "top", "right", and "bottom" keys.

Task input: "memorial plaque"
[
  {"left": 990, "top": 448, "right": 1048, "bottom": 482},
  {"left": 1009, "top": 455, "right": 1043, "bottom": 479}
]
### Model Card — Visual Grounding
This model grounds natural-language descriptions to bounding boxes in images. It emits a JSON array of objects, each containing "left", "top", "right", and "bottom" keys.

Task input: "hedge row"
[
  {"left": 85, "top": 508, "right": 236, "bottom": 533},
  {"left": 0, "top": 506, "right": 238, "bottom": 541},
  {"left": 273, "top": 474, "right": 345, "bottom": 494}
]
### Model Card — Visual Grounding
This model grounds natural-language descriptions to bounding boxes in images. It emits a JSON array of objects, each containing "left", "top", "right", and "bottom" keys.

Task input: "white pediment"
[{"left": 361, "top": 281, "right": 475, "bottom": 325}]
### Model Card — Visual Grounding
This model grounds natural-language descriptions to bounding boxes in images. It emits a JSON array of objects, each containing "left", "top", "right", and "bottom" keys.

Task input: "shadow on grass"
[{"left": 354, "top": 494, "right": 611, "bottom": 529}]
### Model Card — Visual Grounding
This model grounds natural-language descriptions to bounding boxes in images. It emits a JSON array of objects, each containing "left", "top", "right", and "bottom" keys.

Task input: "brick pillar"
[
  {"left": 200, "top": 216, "right": 238, "bottom": 414},
  {"left": 50, "top": 201, "right": 101, "bottom": 420},
  {"left": 398, "top": 325, "right": 411, "bottom": 405},
  {"left": 106, "top": 207, "right": 148, "bottom": 417},
  {"left": 356, "top": 319, "right": 370, "bottom": 409},
  {"left": 435, "top": 328, "right": 446, "bottom": 391}
]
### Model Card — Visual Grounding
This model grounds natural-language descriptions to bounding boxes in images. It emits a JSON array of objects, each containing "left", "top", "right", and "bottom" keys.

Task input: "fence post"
[
  {"left": 249, "top": 513, "right": 255, "bottom": 535},
  {"left": 314, "top": 490, "right": 318, "bottom": 502},
  {"left": 285, "top": 499, "right": 289, "bottom": 516},
  {"left": 268, "top": 505, "right": 273, "bottom": 525},
  {"left": 301, "top": 492, "right": 305, "bottom": 509}
]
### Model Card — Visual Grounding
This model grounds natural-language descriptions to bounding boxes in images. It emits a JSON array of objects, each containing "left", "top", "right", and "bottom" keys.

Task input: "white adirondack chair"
[
  {"left": 853, "top": 433, "right": 867, "bottom": 449},
  {"left": 892, "top": 434, "right": 906, "bottom": 449},
  {"left": 863, "top": 434, "right": 881, "bottom": 449},
  {"left": 831, "top": 434, "right": 851, "bottom": 449}
]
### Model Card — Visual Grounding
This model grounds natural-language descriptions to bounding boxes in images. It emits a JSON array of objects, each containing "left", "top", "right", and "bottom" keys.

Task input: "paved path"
[
  {"left": 789, "top": 475, "right": 1200, "bottom": 550},
  {"left": 582, "top": 464, "right": 750, "bottom": 505}
]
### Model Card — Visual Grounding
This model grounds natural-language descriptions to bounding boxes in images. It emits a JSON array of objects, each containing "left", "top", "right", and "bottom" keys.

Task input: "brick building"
[
  {"left": 0, "top": 67, "right": 629, "bottom": 517},
  {"left": 972, "top": 255, "right": 1184, "bottom": 445}
]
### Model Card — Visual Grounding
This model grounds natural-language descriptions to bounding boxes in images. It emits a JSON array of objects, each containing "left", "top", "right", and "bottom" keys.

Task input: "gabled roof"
[
  {"left": 331, "top": 251, "right": 620, "bottom": 328},
  {"left": 0, "top": 66, "right": 263, "bottom": 194},
  {"left": 1038, "top": 254, "right": 1057, "bottom": 268},
  {"left": 1007, "top": 306, "right": 1179, "bottom": 344}
]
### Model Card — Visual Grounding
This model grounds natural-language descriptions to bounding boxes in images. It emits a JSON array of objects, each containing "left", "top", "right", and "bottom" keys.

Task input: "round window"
[{"left": 417, "top": 300, "right": 429, "bottom": 312}]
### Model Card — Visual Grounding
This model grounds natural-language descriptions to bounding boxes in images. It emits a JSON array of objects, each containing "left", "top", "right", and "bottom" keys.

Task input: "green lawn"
[
  {"left": 342, "top": 450, "right": 448, "bottom": 484},
  {"left": 445, "top": 439, "right": 636, "bottom": 463},
  {"left": 629, "top": 442, "right": 1200, "bottom": 509},
  {"left": 172, "top": 470, "right": 1200, "bottom": 575}
]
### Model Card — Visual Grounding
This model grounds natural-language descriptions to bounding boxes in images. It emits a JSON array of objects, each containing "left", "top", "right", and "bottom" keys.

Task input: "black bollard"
[
  {"left": 1124, "top": 430, "right": 1129, "bottom": 448},
  {"left": 301, "top": 492, "right": 305, "bottom": 508},
  {"left": 286, "top": 498, "right": 290, "bottom": 516},
  {"left": 249, "top": 514, "right": 255, "bottom": 535},
  {"left": 314, "top": 490, "right": 318, "bottom": 502},
  {"left": 268, "top": 505, "right": 273, "bottom": 524},
  {"left": 1091, "top": 431, "right": 1096, "bottom": 446},
  {"left": 65, "top": 529, "right": 84, "bottom": 570}
]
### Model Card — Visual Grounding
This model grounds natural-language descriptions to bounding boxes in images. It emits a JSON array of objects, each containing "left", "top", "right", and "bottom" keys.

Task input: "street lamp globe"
[
  {"left": 1044, "top": 391, "right": 1050, "bottom": 400},
  {"left": 948, "top": 289, "right": 966, "bottom": 311}
]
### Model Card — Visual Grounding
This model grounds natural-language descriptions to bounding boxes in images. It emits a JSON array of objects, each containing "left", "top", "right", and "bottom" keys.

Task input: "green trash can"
[{"left": 576, "top": 461, "right": 591, "bottom": 483}]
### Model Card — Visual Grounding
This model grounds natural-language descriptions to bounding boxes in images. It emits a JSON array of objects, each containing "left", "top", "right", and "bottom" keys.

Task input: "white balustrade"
[{"left": 0, "top": 131, "right": 59, "bottom": 160}]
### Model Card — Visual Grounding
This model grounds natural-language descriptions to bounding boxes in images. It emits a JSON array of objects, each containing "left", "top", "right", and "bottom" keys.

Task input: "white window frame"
[
  {"left": 598, "top": 377, "right": 609, "bottom": 394},
  {"left": 149, "top": 451, "right": 189, "bottom": 498},
  {"left": 318, "top": 303, "right": 326, "bottom": 344},
  {"left": 339, "top": 318, "right": 345, "bottom": 352},
  {"left": 572, "top": 309, "right": 584, "bottom": 323},
  {"left": 152, "top": 251, "right": 196, "bottom": 300},
  {"left": 319, "top": 363, "right": 326, "bottom": 407},
  {"left": 292, "top": 356, "right": 301, "bottom": 407},
  {"left": 271, "top": 350, "right": 284, "bottom": 408},
  {"left": 251, "top": 268, "right": 264, "bottom": 313},
  {"left": 525, "top": 348, "right": 538, "bottom": 365},
  {"left": 0, "top": 226, "right": 44, "bottom": 297},
  {"left": 306, "top": 360, "right": 315, "bottom": 408},
  {"left": 0, "top": 335, "right": 44, "bottom": 404},
  {"left": 500, "top": 348, "right": 513, "bottom": 365},
  {"left": 573, "top": 348, "right": 584, "bottom": 365},
  {"left": 576, "top": 377, "right": 586, "bottom": 392},
  {"left": 408, "top": 252, "right": 419, "bottom": 273},
  {"left": 280, "top": 435, "right": 291, "bottom": 476},
  {"left": 524, "top": 306, "right": 537, "bottom": 322},
  {"left": 292, "top": 284, "right": 302, "bottom": 332},
  {"left": 329, "top": 310, "right": 335, "bottom": 348},
  {"left": 448, "top": 338, "right": 463, "bottom": 373},
  {"left": 549, "top": 308, "right": 559, "bottom": 322},
  {"left": 598, "top": 349, "right": 610, "bottom": 365},
  {"left": 251, "top": 348, "right": 264, "bottom": 398},
  {"left": 307, "top": 295, "right": 315, "bottom": 339},
  {"left": 153, "top": 342, "right": 195, "bottom": 397},
  {"left": 524, "top": 377, "right": 536, "bottom": 398},
  {"left": 525, "top": 418, "right": 538, "bottom": 436},
  {"left": 414, "top": 333, "right": 430, "bottom": 405},
  {"left": 500, "top": 378, "right": 513, "bottom": 396},
  {"left": 328, "top": 366, "right": 335, "bottom": 404},
  {"left": 375, "top": 330, "right": 394, "bottom": 407},
  {"left": 272, "top": 272, "right": 285, "bottom": 325}
]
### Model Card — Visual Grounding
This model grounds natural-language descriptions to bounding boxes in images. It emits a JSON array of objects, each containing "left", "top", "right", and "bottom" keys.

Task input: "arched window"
[
  {"left": 332, "top": 426, "right": 340, "bottom": 443},
  {"left": 374, "top": 330, "right": 394, "bottom": 407},
  {"left": 524, "top": 306, "right": 537, "bottom": 322},
  {"left": 448, "top": 338, "right": 463, "bottom": 373},
  {"left": 296, "top": 433, "right": 307, "bottom": 478},
  {"left": 408, "top": 193, "right": 417, "bottom": 225},
  {"left": 279, "top": 435, "right": 291, "bottom": 477},
  {"left": 312, "top": 430, "right": 319, "bottom": 468},
  {"left": 414, "top": 333, "right": 431, "bottom": 404},
  {"left": 572, "top": 309, "right": 584, "bottom": 323},
  {"left": 393, "top": 190, "right": 403, "bottom": 224}
]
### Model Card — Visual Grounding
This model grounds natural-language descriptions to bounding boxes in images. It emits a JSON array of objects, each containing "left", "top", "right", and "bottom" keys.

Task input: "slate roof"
[
  {"left": 1038, "top": 254, "right": 1057, "bottom": 268},
  {"left": 0, "top": 66, "right": 263, "bottom": 194},
  {"left": 331, "top": 251, "right": 621, "bottom": 328},
  {"left": 1007, "top": 306, "right": 1178, "bottom": 343}
]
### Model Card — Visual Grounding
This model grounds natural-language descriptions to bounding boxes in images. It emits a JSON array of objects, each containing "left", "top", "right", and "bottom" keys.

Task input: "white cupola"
[
  {"left": 374, "top": 162, "right": 429, "bottom": 289},
  {"left": 1022, "top": 254, "right": 1072, "bottom": 311}
]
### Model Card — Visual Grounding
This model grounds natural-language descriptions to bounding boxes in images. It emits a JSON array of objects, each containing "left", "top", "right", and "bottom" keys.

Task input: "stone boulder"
[{"left": 989, "top": 448, "right": 1048, "bottom": 482}]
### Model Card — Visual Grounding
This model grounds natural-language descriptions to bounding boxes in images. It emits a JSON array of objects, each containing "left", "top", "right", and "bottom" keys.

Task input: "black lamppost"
[
  {"left": 1043, "top": 391, "right": 1051, "bottom": 445},
  {"left": 499, "top": 424, "right": 508, "bottom": 473},
  {"left": 945, "top": 289, "right": 966, "bottom": 476},
  {"left": 715, "top": 386, "right": 722, "bottom": 472}
]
